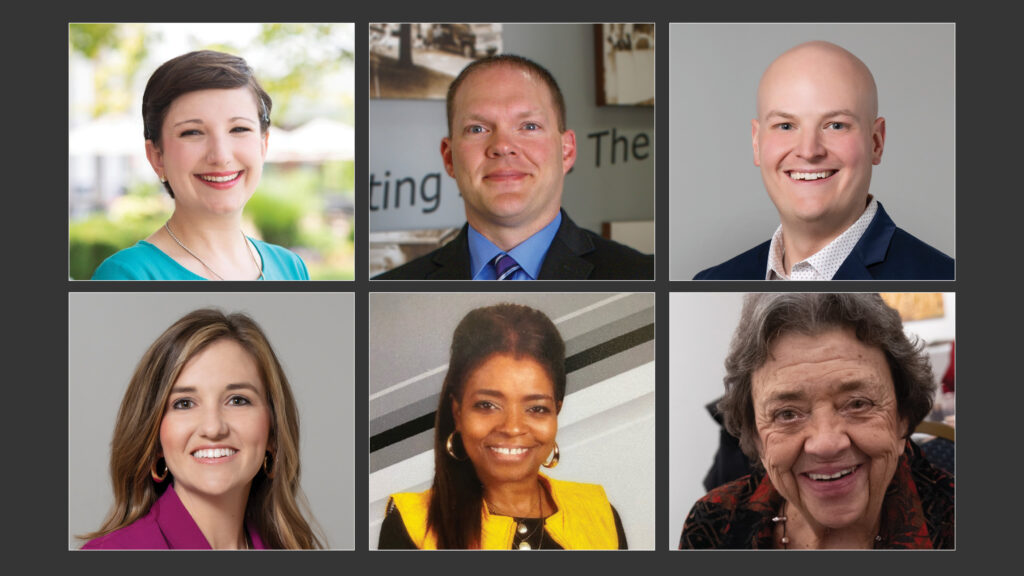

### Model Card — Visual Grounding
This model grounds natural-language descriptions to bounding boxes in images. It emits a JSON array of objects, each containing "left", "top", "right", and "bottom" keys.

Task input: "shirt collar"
[
  {"left": 766, "top": 197, "right": 878, "bottom": 280},
  {"left": 468, "top": 211, "right": 562, "bottom": 280}
]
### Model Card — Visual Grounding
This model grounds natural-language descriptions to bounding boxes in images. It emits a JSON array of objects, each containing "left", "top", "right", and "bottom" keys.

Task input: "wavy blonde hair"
[{"left": 82, "top": 309, "right": 323, "bottom": 548}]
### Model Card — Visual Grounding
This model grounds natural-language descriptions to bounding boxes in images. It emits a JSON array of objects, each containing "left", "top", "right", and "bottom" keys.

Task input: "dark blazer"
[
  {"left": 82, "top": 483, "right": 266, "bottom": 549},
  {"left": 375, "top": 210, "right": 654, "bottom": 280},
  {"left": 693, "top": 202, "right": 954, "bottom": 280}
]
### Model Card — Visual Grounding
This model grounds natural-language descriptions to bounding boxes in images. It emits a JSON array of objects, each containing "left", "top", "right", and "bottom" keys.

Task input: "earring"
[
  {"left": 542, "top": 443, "right": 560, "bottom": 469},
  {"left": 151, "top": 457, "right": 169, "bottom": 482},
  {"left": 263, "top": 452, "right": 275, "bottom": 479},
  {"left": 160, "top": 175, "right": 167, "bottom": 183},
  {"left": 446, "top": 431, "right": 467, "bottom": 461}
]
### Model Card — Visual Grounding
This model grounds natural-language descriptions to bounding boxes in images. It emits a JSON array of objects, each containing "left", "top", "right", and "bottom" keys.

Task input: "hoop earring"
[
  {"left": 151, "top": 457, "right": 169, "bottom": 483},
  {"left": 263, "top": 452, "right": 275, "bottom": 479},
  {"left": 542, "top": 443, "right": 560, "bottom": 469},
  {"left": 446, "top": 431, "right": 467, "bottom": 461}
]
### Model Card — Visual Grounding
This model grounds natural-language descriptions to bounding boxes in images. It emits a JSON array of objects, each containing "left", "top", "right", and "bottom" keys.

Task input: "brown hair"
[
  {"left": 428, "top": 303, "right": 566, "bottom": 548},
  {"left": 446, "top": 54, "right": 567, "bottom": 136},
  {"left": 82, "top": 309, "right": 323, "bottom": 549},
  {"left": 719, "top": 293, "right": 936, "bottom": 462},
  {"left": 142, "top": 50, "right": 272, "bottom": 197}
]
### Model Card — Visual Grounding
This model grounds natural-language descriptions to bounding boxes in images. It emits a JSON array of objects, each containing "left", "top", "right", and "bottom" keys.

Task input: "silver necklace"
[
  {"left": 771, "top": 501, "right": 792, "bottom": 548},
  {"left": 164, "top": 222, "right": 264, "bottom": 280}
]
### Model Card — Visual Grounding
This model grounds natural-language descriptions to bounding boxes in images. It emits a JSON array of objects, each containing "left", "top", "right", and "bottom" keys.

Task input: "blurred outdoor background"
[{"left": 68, "top": 23, "right": 355, "bottom": 280}]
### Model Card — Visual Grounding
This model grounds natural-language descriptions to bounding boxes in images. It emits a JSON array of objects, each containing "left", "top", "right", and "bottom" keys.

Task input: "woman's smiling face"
[
  {"left": 146, "top": 87, "right": 268, "bottom": 218},
  {"left": 159, "top": 338, "right": 272, "bottom": 504},
  {"left": 751, "top": 328, "right": 907, "bottom": 533},
  {"left": 452, "top": 353, "right": 559, "bottom": 490}
]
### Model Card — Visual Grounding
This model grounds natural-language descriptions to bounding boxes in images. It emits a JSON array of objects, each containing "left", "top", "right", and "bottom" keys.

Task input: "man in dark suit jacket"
[
  {"left": 695, "top": 202, "right": 953, "bottom": 280},
  {"left": 379, "top": 208, "right": 652, "bottom": 280},
  {"left": 695, "top": 41, "right": 952, "bottom": 281},
  {"left": 375, "top": 54, "right": 653, "bottom": 280}
]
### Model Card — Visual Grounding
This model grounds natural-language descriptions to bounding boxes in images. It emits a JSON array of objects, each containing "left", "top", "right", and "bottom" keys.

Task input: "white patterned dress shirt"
[{"left": 767, "top": 198, "right": 879, "bottom": 280}]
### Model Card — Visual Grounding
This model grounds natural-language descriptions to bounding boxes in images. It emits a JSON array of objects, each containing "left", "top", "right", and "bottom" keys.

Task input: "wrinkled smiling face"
[
  {"left": 452, "top": 353, "right": 559, "bottom": 490},
  {"left": 442, "top": 64, "right": 576, "bottom": 236},
  {"left": 751, "top": 328, "right": 906, "bottom": 532},
  {"left": 752, "top": 46, "right": 885, "bottom": 236}
]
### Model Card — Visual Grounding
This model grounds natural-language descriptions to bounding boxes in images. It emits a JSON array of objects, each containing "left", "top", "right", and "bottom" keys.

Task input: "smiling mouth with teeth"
[
  {"left": 198, "top": 172, "right": 242, "bottom": 183},
  {"left": 192, "top": 448, "right": 238, "bottom": 459},
  {"left": 788, "top": 170, "right": 837, "bottom": 181},
  {"left": 807, "top": 466, "right": 858, "bottom": 481},
  {"left": 490, "top": 446, "right": 530, "bottom": 456}
]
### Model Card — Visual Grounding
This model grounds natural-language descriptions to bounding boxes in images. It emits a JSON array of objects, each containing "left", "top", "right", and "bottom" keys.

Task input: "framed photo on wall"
[{"left": 595, "top": 23, "right": 654, "bottom": 106}]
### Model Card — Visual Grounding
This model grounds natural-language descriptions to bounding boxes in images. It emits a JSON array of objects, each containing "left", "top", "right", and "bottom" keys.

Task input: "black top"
[{"left": 378, "top": 503, "right": 629, "bottom": 550}]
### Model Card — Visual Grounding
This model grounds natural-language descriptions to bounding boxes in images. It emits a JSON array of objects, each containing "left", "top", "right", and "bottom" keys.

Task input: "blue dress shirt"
[{"left": 468, "top": 212, "right": 562, "bottom": 280}]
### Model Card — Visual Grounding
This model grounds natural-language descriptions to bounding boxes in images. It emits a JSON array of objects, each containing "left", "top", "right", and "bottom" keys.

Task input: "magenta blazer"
[{"left": 82, "top": 484, "right": 266, "bottom": 549}]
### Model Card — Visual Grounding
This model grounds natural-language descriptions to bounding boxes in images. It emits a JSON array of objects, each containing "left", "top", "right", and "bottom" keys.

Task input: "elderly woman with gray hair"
[{"left": 679, "top": 293, "right": 953, "bottom": 549}]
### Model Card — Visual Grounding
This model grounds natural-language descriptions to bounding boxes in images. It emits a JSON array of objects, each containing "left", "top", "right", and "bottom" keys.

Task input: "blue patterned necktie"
[{"left": 493, "top": 253, "right": 522, "bottom": 280}]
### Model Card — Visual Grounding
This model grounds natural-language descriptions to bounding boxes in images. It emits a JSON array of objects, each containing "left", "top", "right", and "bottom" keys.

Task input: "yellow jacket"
[{"left": 388, "top": 473, "right": 619, "bottom": 549}]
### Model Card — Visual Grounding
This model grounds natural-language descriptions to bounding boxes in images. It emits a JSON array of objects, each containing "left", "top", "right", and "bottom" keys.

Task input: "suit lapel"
[
  {"left": 538, "top": 211, "right": 595, "bottom": 279},
  {"left": 425, "top": 224, "right": 473, "bottom": 280},
  {"left": 833, "top": 202, "right": 896, "bottom": 280},
  {"left": 156, "top": 484, "right": 213, "bottom": 549}
]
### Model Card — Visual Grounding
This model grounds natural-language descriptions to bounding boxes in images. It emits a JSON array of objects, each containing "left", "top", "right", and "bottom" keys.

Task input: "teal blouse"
[{"left": 91, "top": 239, "right": 309, "bottom": 280}]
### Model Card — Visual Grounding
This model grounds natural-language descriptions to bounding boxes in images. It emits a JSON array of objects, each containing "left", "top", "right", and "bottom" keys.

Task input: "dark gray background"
[
  {"left": 69, "top": 292, "right": 355, "bottom": 549},
  {"left": 29, "top": 0, "right": 1011, "bottom": 570},
  {"left": 670, "top": 23, "right": 955, "bottom": 279}
]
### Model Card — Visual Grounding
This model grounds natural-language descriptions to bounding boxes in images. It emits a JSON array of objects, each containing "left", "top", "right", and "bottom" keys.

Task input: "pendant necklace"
[{"left": 165, "top": 221, "right": 264, "bottom": 280}]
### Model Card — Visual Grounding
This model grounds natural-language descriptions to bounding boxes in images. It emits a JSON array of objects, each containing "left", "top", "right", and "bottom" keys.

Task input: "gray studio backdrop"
[
  {"left": 668, "top": 292, "right": 744, "bottom": 549},
  {"left": 369, "top": 293, "right": 655, "bottom": 549},
  {"left": 370, "top": 23, "right": 655, "bottom": 241},
  {"left": 669, "top": 23, "right": 955, "bottom": 279},
  {"left": 69, "top": 292, "right": 354, "bottom": 549}
]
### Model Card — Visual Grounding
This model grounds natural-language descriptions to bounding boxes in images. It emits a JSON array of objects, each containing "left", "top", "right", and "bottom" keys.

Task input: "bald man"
[{"left": 695, "top": 41, "right": 953, "bottom": 280}]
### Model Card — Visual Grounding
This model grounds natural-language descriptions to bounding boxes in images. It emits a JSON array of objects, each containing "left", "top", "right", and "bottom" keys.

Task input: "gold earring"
[
  {"left": 446, "top": 431, "right": 467, "bottom": 461},
  {"left": 542, "top": 443, "right": 560, "bottom": 469},
  {"left": 160, "top": 175, "right": 167, "bottom": 183},
  {"left": 151, "top": 457, "right": 169, "bottom": 482},
  {"left": 263, "top": 452, "right": 275, "bottom": 479}
]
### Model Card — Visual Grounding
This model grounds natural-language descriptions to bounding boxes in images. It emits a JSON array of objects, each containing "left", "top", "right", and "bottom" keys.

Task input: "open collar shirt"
[{"left": 767, "top": 197, "right": 879, "bottom": 280}]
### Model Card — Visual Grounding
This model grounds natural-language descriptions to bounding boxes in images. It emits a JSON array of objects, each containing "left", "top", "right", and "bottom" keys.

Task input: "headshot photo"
[
  {"left": 670, "top": 292, "right": 955, "bottom": 549},
  {"left": 669, "top": 24, "right": 955, "bottom": 280},
  {"left": 69, "top": 23, "right": 355, "bottom": 280},
  {"left": 369, "top": 293, "right": 655, "bottom": 548},
  {"left": 369, "top": 23, "right": 655, "bottom": 280},
  {"left": 69, "top": 292, "right": 354, "bottom": 549}
]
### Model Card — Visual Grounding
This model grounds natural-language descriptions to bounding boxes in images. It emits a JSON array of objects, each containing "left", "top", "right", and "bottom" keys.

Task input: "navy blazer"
[
  {"left": 375, "top": 210, "right": 654, "bottom": 280},
  {"left": 694, "top": 202, "right": 954, "bottom": 280}
]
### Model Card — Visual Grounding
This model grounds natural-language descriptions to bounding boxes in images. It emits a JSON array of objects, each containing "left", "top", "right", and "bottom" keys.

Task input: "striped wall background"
[{"left": 369, "top": 293, "right": 656, "bottom": 549}]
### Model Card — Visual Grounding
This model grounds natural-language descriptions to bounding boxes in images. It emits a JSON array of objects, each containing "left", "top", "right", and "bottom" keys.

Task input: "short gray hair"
[{"left": 719, "top": 293, "right": 936, "bottom": 461}]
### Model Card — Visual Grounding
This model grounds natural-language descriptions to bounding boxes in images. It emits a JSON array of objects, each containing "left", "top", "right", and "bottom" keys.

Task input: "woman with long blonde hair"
[{"left": 82, "top": 309, "right": 322, "bottom": 549}]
